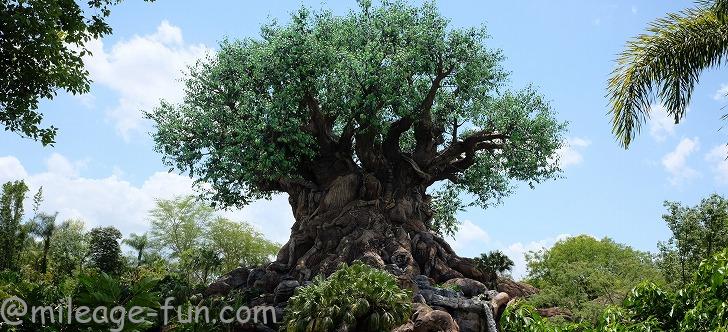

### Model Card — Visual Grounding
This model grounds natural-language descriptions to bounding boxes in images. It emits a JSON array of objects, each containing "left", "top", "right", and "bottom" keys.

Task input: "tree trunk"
[{"left": 274, "top": 173, "right": 491, "bottom": 284}]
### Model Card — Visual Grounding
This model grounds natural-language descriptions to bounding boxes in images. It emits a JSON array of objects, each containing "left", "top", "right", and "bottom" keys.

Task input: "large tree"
[
  {"left": 148, "top": 1, "right": 565, "bottom": 283},
  {"left": 608, "top": 0, "right": 728, "bottom": 148}
]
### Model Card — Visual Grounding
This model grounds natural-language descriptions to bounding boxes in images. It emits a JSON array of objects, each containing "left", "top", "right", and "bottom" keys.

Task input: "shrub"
[{"left": 284, "top": 262, "right": 411, "bottom": 332}]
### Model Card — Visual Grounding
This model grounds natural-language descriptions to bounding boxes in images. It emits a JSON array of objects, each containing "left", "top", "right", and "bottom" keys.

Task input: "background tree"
[
  {"left": 29, "top": 211, "right": 58, "bottom": 274},
  {"left": 608, "top": 0, "right": 728, "bottom": 149},
  {"left": 123, "top": 232, "right": 150, "bottom": 268},
  {"left": 0, "top": 0, "right": 153, "bottom": 145},
  {"left": 147, "top": 0, "right": 565, "bottom": 283},
  {"left": 206, "top": 217, "right": 279, "bottom": 272},
  {"left": 87, "top": 226, "right": 124, "bottom": 275},
  {"left": 525, "top": 235, "right": 663, "bottom": 322},
  {"left": 657, "top": 194, "right": 728, "bottom": 287},
  {"left": 0, "top": 180, "right": 29, "bottom": 271},
  {"left": 474, "top": 250, "right": 515, "bottom": 277},
  {"left": 149, "top": 195, "right": 210, "bottom": 258},
  {"left": 48, "top": 219, "right": 88, "bottom": 278}
]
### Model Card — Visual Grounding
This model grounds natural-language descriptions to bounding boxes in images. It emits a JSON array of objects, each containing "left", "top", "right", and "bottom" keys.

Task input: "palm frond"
[{"left": 608, "top": 3, "right": 728, "bottom": 148}]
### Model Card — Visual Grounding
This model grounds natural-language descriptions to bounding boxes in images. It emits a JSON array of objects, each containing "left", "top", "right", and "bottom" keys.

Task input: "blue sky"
[{"left": 1, "top": 1, "right": 727, "bottom": 279}]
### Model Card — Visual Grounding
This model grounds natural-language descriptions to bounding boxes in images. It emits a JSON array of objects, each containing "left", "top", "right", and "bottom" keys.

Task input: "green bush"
[
  {"left": 283, "top": 262, "right": 411, "bottom": 332},
  {"left": 504, "top": 248, "right": 728, "bottom": 331}
]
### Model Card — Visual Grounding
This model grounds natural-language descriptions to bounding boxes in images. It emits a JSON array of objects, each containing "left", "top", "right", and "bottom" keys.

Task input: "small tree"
[
  {"left": 30, "top": 212, "right": 58, "bottom": 274},
  {"left": 475, "top": 250, "right": 514, "bottom": 277},
  {"left": 87, "top": 226, "right": 124, "bottom": 275},
  {"left": 149, "top": 195, "right": 211, "bottom": 258},
  {"left": 657, "top": 194, "right": 728, "bottom": 287},
  {"left": 49, "top": 219, "right": 88, "bottom": 278},
  {"left": 123, "top": 233, "right": 150, "bottom": 268},
  {"left": 0, "top": 180, "right": 29, "bottom": 271}
]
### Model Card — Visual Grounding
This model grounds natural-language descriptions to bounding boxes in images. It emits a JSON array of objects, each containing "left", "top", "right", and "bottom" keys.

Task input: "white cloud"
[
  {"left": 647, "top": 105, "right": 676, "bottom": 142},
  {"left": 705, "top": 144, "right": 728, "bottom": 184},
  {"left": 447, "top": 220, "right": 491, "bottom": 252},
  {"left": 84, "top": 21, "right": 211, "bottom": 139},
  {"left": 662, "top": 137, "right": 700, "bottom": 185},
  {"left": 0, "top": 154, "right": 295, "bottom": 242},
  {"left": 714, "top": 84, "right": 728, "bottom": 101},
  {"left": 500, "top": 233, "right": 571, "bottom": 281},
  {"left": 0, "top": 156, "right": 28, "bottom": 180},
  {"left": 555, "top": 137, "right": 591, "bottom": 168},
  {"left": 631, "top": 5, "right": 638, "bottom": 14}
]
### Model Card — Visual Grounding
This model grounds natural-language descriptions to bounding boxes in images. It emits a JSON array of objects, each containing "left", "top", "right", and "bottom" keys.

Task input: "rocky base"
[{"left": 202, "top": 264, "right": 519, "bottom": 332}]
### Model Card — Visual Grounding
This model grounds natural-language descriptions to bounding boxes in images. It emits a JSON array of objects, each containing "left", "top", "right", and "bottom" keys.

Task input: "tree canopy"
[
  {"left": 147, "top": 1, "right": 566, "bottom": 230},
  {"left": 525, "top": 235, "right": 663, "bottom": 322},
  {"left": 0, "top": 0, "right": 151, "bottom": 145}
]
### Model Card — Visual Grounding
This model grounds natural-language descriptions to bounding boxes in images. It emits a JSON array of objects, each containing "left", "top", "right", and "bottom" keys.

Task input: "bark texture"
[{"left": 275, "top": 173, "right": 491, "bottom": 285}]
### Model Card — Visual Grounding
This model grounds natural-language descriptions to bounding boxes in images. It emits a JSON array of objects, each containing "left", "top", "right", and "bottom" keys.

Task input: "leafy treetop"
[{"left": 148, "top": 1, "right": 566, "bottom": 216}]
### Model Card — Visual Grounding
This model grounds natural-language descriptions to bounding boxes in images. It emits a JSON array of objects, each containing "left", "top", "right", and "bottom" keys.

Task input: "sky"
[{"left": 1, "top": 1, "right": 727, "bottom": 280}]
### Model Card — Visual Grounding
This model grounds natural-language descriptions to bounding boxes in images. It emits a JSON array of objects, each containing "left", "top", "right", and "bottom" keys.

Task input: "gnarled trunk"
[{"left": 275, "top": 173, "right": 491, "bottom": 284}]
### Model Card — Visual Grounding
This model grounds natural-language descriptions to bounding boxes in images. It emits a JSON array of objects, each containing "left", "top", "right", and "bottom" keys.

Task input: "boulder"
[
  {"left": 273, "top": 279, "right": 300, "bottom": 304},
  {"left": 496, "top": 276, "right": 538, "bottom": 298},
  {"left": 443, "top": 278, "right": 487, "bottom": 297}
]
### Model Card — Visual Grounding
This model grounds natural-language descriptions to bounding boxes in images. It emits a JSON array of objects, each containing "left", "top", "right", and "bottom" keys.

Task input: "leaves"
[
  {"left": 608, "top": 0, "right": 728, "bottom": 148},
  {"left": 284, "top": 262, "right": 411, "bottom": 332}
]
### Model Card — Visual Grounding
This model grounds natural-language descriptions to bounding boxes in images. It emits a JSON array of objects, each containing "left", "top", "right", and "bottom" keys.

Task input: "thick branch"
[
  {"left": 426, "top": 131, "right": 508, "bottom": 184},
  {"left": 413, "top": 65, "right": 455, "bottom": 165}
]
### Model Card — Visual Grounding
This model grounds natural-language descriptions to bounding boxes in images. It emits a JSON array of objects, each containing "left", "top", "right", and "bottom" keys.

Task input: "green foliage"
[
  {"left": 525, "top": 235, "right": 663, "bottom": 323},
  {"left": 149, "top": 195, "right": 211, "bottom": 258},
  {"left": 123, "top": 232, "right": 150, "bottom": 267},
  {"left": 0, "top": 0, "right": 154, "bottom": 145},
  {"left": 0, "top": 180, "right": 29, "bottom": 271},
  {"left": 505, "top": 248, "right": 728, "bottom": 331},
  {"left": 48, "top": 219, "right": 88, "bottom": 279},
  {"left": 608, "top": 0, "right": 728, "bottom": 149},
  {"left": 657, "top": 194, "right": 728, "bottom": 288},
  {"left": 73, "top": 272, "right": 161, "bottom": 331},
  {"left": 475, "top": 250, "right": 515, "bottom": 276},
  {"left": 88, "top": 226, "right": 124, "bottom": 276},
  {"left": 29, "top": 211, "right": 58, "bottom": 274},
  {"left": 284, "top": 262, "right": 411, "bottom": 332},
  {"left": 206, "top": 217, "right": 279, "bottom": 272},
  {"left": 147, "top": 0, "right": 566, "bottom": 235}
]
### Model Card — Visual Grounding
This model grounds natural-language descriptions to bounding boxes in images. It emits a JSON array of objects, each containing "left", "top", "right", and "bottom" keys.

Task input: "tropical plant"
[
  {"left": 124, "top": 232, "right": 150, "bottom": 267},
  {"left": 48, "top": 219, "right": 89, "bottom": 278},
  {"left": 206, "top": 217, "right": 279, "bottom": 271},
  {"left": 608, "top": 0, "right": 728, "bottom": 148},
  {"left": 475, "top": 250, "right": 515, "bottom": 276},
  {"left": 284, "top": 262, "right": 411, "bottom": 332},
  {"left": 29, "top": 211, "right": 58, "bottom": 274}
]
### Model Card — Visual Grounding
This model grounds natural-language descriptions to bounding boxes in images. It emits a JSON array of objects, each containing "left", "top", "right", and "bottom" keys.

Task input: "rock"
[
  {"left": 247, "top": 268, "right": 267, "bottom": 288},
  {"left": 220, "top": 267, "right": 249, "bottom": 289},
  {"left": 496, "top": 276, "right": 538, "bottom": 298},
  {"left": 267, "top": 261, "right": 289, "bottom": 273},
  {"left": 273, "top": 279, "right": 300, "bottom": 304},
  {"left": 253, "top": 270, "right": 280, "bottom": 293},
  {"left": 452, "top": 311, "right": 482, "bottom": 332},
  {"left": 491, "top": 292, "right": 510, "bottom": 322},
  {"left": 443, "top": 278, "right": 487, "bottom": 297},
  {"left": 413, "top": 294, "right": 426, "bottom": 304},
  {"left": 360, "top": 251, "right": 386, "bottom": 269},
  {"left": 414, "top": 309, "right": 459, "bottom": 332},
  {"left": 413, "top": 275, "right": 434, "bottom": 289},
  {"left": 203, "top": 281, "right": 231, "bottom": 297},
  {"left": 385, "top": 263, "right": 406, "bottom": 276}
]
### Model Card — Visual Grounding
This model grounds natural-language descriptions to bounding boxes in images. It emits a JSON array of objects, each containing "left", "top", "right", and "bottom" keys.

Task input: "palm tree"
[
  {"left": 123, "top": 233, "right": 149, "bottom": 267},
  {"left": 30, "top": 212, "right": 58, "bottom": 274},
  {"left": 475, "top": 250, "right": 515, "bottom": 276},
  {"left": 608, "top": 0, "right": 728, "bottom": 148}
]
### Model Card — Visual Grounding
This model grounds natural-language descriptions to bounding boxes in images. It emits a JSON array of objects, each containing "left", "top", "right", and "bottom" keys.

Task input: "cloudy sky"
[{"left": 1, "top": 1, "right": 726, "bottom": 279}]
